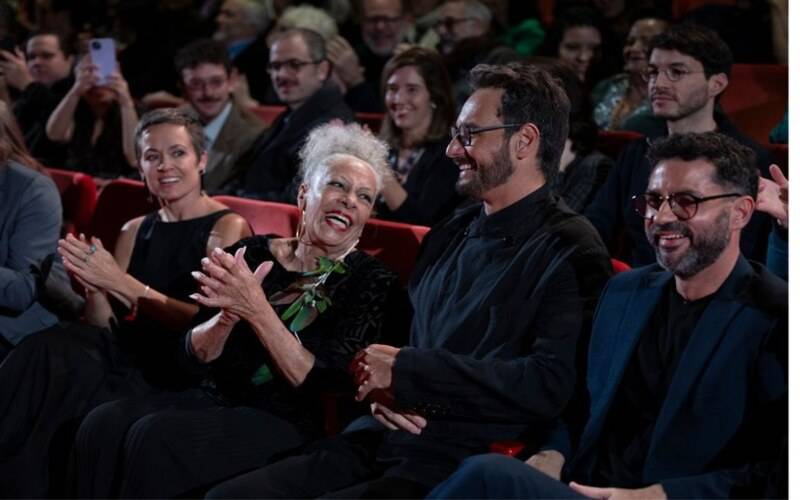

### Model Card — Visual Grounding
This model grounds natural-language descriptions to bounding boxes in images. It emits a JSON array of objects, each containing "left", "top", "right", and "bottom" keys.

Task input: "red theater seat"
[
  {"left": 720, "top": 64, "right": 788, "bottom": 145},
  {"left": 88, "top": 179, "right": 158, "bottom": 253},
  {"left": 355, "top": 112, "right": 384, "bottom": 134},
  {"left": 250, "top": 105, "right": 287, "bottom": 127},
  {"left": 359, "top": 218, "right": 429, "bottom": 286},
  {"left": 46, "top": 167, "right": 98, "bottom": 235},
  {"left": 596, "top": 130, "right": 643, "bottom": 160},
  {"left": 213, "top": 196, "right": 300, "bottom": 237}
]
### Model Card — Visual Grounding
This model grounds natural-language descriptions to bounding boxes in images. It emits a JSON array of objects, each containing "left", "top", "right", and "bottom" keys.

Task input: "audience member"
[
  {"left": 540, "top": 4, "right": 621, "bottom": 91},
  {"left": 429, "top": 132, "right": 787, "bottom": 500},
  {"left": 204, "top": 62, "right": 611, "bottom": 499},
  {"left": 45, "top": 53, "right": 139, "bottom": 178},
  {"left": 328, "top": 0, "right": 414, "bottom": 112},
  {"left": 376, "top": 47, "right": 463, "bottom": 225},
  {"left": 174, "top": 39, "right": 265, "bottom": 192},
  {"left": 585, "top": 24, "right": 773, "bottom": 266},
  {"left": 1, "top": 31, "right": 74, "bottom": 165},
  {"left": 0, "top": 109, "right": 251, "bottom": 497},
  {"left": 434, "top": 0, "right": 514, "bottom": 106},
  {"left": 538, "top": 58, "right": 613, "bottom": 213},
  {"left": 0, "top": 101, "right": 61, "bottom": 360},
  {"left": 271, "top": 4, "right": 339, "bottom": 43},
  {"left": 213, "top": 0, "right": 272, "bottom": 103},
  {"left": 72, "top": 123, "right": 401, "bottom": 498},
  {"left": 592, "top": 15, "right": 669, "bottom": 130},
  {"left": 232, "top": 28, "right": 354, "bottom": 202}
]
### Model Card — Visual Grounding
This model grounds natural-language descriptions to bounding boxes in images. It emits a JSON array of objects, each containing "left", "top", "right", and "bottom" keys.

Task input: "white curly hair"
[{"left": 299, "top": 123, "right": 390, "bottom": 197}]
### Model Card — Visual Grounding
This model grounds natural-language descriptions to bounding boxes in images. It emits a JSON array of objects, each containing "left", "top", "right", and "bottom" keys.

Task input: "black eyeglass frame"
[
  {"left": 631, "top": 192, "right": 743, "bottom": 220},
  {"left": 450, "top": 123, "right": 524, "bottom": 147},
  {"left": 266, "top": 59, "right": 323, "bottom": 74}
]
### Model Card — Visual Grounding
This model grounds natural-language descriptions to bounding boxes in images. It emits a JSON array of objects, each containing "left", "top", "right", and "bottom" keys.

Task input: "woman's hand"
[
  {"left": 189, "top": 310, "right": 241, "bottom": 363},
  {"left": 190, "top": 247, "right": 274, "bottom": 322},
  {"left": 756, "top": 164, "right": 788, "bottom": 228},
  {"left": 58, "top": 234, "right": 125, "bottom": 292},
  {"left": 70, "top": 57, "right": 99, "bottom": 96},
  {"left": 105, "top": 71, "right": 134, "bottom": 108}
]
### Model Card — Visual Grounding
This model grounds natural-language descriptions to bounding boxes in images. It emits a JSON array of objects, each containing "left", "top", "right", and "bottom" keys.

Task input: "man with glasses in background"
[
  {"left": 204, "top": 62, "right": 611, "bottom": 499},
  {"left": 174, "top": 39, "right": 265, "bottom": 192},
  {"left": 429, "top": 131, "right": 787, "bottom": 500},
  {"left": 328, "top": 0, "right": 413, "bottom": 112},
  {"left": 585, "top": 23, "right": 773, "bottom": 267},
  {"left": 230, "top": 28, "right": 354, "bottom": 202}
]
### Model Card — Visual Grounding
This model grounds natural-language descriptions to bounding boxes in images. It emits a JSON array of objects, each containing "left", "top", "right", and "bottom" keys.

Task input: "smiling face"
[
  {"left": 269, "top": 34, "right": 328, "bottom": 109},
  {"left": 362, "top": 0, "right": 409, "bottom": 57},
  {"left": 138, "top": 123, "right": 206, "bottom": 202},
  {"left": 648, "top": 48, "right": 720, "bottom": 123},
  {"left": 300, "top": 155, "right": 378, "bottom": 254},
  {"left": 644, "top": 158, "right": 735, "bottom": 278},
  {"left": 446, "top": 88, "right": 515, "bottom": 199},
  {"left": 558, "top": 25, "right": 602, "bottom": 81},
  {"left": 385, "top": 65, "right": 433, "bottom": 138},
  {"left": 181, "top": 62, "right": 233, "bottom": 123}
]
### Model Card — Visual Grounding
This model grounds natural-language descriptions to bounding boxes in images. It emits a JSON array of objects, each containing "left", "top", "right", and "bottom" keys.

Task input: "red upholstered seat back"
[
  {"left": 720, "top": 64, "right": 788, "bottom": 145},
  {"left": 46, "top": 167, "right": 98, "bottom": 235},
  {"left": 88, "top": 179, "right": 158, "bottom": 253}
]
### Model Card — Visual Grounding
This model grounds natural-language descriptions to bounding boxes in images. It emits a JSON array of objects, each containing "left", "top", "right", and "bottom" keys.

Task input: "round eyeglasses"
[{"left": 632, "top": 192, "right": 743, "bottom": 220}]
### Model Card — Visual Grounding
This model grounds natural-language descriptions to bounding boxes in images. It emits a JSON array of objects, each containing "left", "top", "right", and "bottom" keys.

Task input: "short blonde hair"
[
  {"left": 299, "top": 123, "right": 390, "bottom": 195},
  {"left": 277, "top": 5, "right": 338, "bottom": 42}
]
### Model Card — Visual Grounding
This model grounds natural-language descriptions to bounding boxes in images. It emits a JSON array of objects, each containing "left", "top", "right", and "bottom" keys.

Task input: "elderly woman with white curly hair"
[{"left": 71, "top": 123, "right": 403, "bottom": 498}]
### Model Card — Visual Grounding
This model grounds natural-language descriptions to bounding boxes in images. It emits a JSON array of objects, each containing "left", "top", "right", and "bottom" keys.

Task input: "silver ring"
[{"left": 88, "top": 244, "right": 97, "bottom": 255}]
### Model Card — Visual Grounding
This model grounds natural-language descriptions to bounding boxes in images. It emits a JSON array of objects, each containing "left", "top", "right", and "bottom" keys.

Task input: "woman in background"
[{"left": 376, "top": 47, "right": 462, "bottom": 226}]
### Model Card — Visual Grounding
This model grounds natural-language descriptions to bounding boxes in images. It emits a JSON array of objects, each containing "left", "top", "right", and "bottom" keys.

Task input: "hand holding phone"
[{"left": 88, "top": 38, "right": 116, "bottom": 86}]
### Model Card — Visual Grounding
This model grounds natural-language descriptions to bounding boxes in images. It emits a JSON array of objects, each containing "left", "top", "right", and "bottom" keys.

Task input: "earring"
[
  {"left": 295, "top": 208, "right": 306, "bottom": 240},
  {"left": 431, "top": 102, "right": 437, "bottom": 109}
]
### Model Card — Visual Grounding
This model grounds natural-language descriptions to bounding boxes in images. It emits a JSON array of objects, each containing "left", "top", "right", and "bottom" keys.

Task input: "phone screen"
[{"left": 88, "top": 38, "right": 116, "bottom": 85}]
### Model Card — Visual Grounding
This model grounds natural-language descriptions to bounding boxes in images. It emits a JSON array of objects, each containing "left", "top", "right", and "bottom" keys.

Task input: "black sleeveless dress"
[{"left": 0, "top": 209, "right": 232, "bottom": 497}]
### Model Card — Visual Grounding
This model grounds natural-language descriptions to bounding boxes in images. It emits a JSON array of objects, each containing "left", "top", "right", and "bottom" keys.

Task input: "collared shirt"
[{"left": 203, "top": 101, "right": 233, "bottom": 150}]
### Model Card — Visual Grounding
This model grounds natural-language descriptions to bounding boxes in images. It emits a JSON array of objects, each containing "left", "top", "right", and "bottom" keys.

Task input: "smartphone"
[{"left": 88, "top": 38, "right": 116, "bottom": 85}]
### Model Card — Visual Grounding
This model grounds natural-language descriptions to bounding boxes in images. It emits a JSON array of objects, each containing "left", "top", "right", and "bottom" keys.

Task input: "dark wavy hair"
[
  {"left": 175, "top": 38, "right": 232, "bottom": 75},
  {"left": 647, "top": 132, "right": 759, "bottom": 199},
  {"left": 468, "top": 62, "right": 570, "bottom": 182},
  {"left": 647, "top": 23, "right": 733, "bottom": 78},
  {"left": 379, "top": 47, "right": 455, "bottom": 149}
]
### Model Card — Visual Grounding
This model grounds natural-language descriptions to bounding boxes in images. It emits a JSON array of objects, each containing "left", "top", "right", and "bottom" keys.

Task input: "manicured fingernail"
[
  {"left": 191, "top": 271, "right": 202, "bottom": 280},
  {"left": 213, "top": 247, "right": 223, "bottom": 254},
  {"left": 189, "top": 294, "right": 199, "bottom": 301}
]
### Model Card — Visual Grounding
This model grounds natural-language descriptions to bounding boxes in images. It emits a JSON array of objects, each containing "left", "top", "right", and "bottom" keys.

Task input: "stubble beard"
[{"left": 455, "top": 142, "right": 514, "bottom": 199}]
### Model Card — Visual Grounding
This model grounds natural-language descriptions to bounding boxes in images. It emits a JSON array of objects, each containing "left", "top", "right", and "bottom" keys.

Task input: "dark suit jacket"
[
  {"left": 562, "top": 256, "right": 787, "bottom": 498},
  {"left": 233, "top": 83, "right": 354, "bottom": 202},
  {"left": 203, "top": 102, "right": 265, "bottom": 193}
]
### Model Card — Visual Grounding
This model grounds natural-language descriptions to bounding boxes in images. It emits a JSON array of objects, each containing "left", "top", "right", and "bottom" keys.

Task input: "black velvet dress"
[
  {"left": 71, "top": 236, "right": 401, "bottom": 498},
  {"left": 0, "top": 209, "right": 231, "bottom": 498}
]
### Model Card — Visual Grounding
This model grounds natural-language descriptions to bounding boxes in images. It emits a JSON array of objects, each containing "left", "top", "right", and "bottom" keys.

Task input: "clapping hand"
[
  {"left": 58, "top": 233, "right": 123, "bottom": 293},
  {"left": 756, "top": 164, "right": 788, "bottom": 228},
  {"left": 0, "top": 47, "right": 33, "bottom": 91}
]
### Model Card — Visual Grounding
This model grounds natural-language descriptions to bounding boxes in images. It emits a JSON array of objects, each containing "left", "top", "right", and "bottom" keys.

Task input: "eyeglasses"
[
  {"left": 632, "top": 192, "right": 742, "bottom": 220},
  {"left": 363, "top": 15, "right": 403, "bottom": 27},
  {"left": 642, "top": 66, "right": 705, "bottom": 82},
  {"left": 450, "top": 123, "right": 523, "bottom": 147},
  {"left": 184, "top": 77, "right": 228, "bottom": 92},
  {"left": 266, "top": 59, "right": 321, "bottom": 74},
  {"left": 434, "top": 17, "right": 476, "bottom": 31}
]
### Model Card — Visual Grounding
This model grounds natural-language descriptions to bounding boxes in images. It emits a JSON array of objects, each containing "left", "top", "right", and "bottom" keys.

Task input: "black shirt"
[{"left": 588, "top": 282, "right": 716, "bottom": 487}]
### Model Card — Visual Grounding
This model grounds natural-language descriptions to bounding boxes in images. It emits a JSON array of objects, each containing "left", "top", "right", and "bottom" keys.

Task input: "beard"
[
  {"left": 646, "top": 210, "right": 731, "bottom": 278},
  {"left": 455, "top": 142, "right": 514, "bottom": 199}
]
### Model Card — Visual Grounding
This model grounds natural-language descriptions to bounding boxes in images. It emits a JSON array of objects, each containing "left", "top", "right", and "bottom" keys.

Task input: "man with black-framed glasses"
[
  {"left": 229, "top": 28, "right": 354, "bottom": 202},
  {"left": 429, "top": 130, "right": 787, "bottom": 500},
  {"left": 585, "top": 23, "right": 773, "bottom": 268},
  {"left": 204, "top": 62, "right": 611, "bottom": 500}
]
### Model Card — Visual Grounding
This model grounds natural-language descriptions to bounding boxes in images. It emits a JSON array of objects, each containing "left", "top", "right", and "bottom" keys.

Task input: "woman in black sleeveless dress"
[{"left": 0, "top": 109, "right": 251, "bottom": 497}]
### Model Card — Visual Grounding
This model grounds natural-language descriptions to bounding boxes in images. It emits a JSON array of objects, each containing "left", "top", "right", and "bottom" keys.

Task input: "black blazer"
[{"left": 232, "top": 83, "right": 355, "bottom": 202}]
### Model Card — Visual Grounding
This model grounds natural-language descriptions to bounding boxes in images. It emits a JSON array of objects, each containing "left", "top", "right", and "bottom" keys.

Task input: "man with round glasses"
[
  {"left": 428, "top": 131, "right": 787, "bottom": 500},
  {"left": 174, "top": 39, "right": 265, "bottom": 193},
  {"left": 585, "top": 24, "right": 773, "bottom": 268},
  {"left": 230, "top": 28, "right": 354, "bottom": 202}
]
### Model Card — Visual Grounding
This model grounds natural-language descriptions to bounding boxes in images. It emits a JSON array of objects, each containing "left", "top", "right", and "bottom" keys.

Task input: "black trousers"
[
  {"left": 73, "top": 390, "right": 309, "bottom": 498},
  {"left": 206, "top": 429, "right": 439, "bottom": 499},
  {"left": 0, "top": 323, "right": 155, "bottom": 498}
]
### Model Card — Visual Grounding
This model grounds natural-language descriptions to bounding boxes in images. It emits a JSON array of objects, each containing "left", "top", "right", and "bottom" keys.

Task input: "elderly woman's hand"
[
  {"left": 58, "top": 234, "right": 124, "bottom": 292},
  {"left": 190, "top": 247, "right": 274, "bottom": 322}
]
